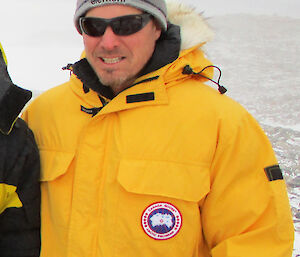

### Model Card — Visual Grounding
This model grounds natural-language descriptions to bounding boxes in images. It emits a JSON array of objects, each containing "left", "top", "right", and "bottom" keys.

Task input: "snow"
[{"left": 1, "top": 1, "right": 299, "bottom": 255}]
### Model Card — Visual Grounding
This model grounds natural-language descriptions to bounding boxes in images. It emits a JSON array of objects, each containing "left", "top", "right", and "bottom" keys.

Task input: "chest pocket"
[
  {"left": 112, "top": 159, "right": 210, "bottom": 257},
  {"left": 117, "top": 158, "right": 210, "bottom": 202},
  {"left": 39, "top": 149, "right": 75, "bottom": 227},
  {"left": 40, "top": 150, "right": 74, "bottom": 182}
]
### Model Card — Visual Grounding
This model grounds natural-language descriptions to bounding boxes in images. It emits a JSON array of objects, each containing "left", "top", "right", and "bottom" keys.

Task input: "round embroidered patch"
[{"left": 141, "top": 202, "right": 182, "bottom": 240}]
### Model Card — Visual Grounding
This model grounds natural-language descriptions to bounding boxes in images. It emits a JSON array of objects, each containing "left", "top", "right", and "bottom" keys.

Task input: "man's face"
[{"left": 82, "top": 5, "right": 162, "bottom": 94}]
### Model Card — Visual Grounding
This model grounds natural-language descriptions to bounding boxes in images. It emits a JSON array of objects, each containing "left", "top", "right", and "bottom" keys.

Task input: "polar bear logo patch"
[{"left": 141, "top": 202, "right": 182, "bottom": 240}]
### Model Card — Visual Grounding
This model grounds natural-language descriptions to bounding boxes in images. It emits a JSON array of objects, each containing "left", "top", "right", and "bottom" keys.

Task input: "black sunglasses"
[{"left": 79, "top": 13, "right": 152, "bottom": 37}]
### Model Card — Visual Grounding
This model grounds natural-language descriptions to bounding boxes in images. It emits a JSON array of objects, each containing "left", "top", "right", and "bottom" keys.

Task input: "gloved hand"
[{"left": 0, "top": 44, "right": 32, "bottom": 135}]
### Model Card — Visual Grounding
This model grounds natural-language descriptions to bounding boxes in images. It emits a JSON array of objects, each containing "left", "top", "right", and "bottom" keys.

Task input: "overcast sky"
[
  {"left": 0, "top": 0, "right": 299, "bottom": 91},
  {"left": 1, "top": 0, "right": 299, "bottom": 46},
  {"left": 190, "top": 0, "right": 300, "bottom": 18},
  {"left": 1, "top": 0, "right": 300, "bottom": 25}
]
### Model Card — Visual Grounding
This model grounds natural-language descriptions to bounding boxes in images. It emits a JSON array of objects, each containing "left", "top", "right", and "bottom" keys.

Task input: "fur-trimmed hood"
[
  {"left": 0, "top": 44, "right": 32, "bottom": 135},
  {"left": 166, "top": 1, "right": 214, "bottom": 50}
]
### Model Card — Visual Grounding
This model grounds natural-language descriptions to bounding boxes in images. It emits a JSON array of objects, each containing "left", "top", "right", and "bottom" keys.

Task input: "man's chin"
[
  {"left": 100, "top": 76, "right": 126, "bottom": 90},
  {"left": 99, "top": 71, "right": 134, "bottom": 86},
  {"left": 99, "top": 77, "right": 124, "bottom": 88},
  {"left": 99, "top": 75, "right": 136, "bottom": 94}
]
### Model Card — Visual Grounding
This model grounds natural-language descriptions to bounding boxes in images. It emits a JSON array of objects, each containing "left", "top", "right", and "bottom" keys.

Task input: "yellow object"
[
  {"left": 0, "top": 183, "right": 23, "bottom": 214},
  {"left": 0, "top": 42, "right": 8, "bottom": 65},
  {"left": 23, "top": 44, "right": 294, "bottom": 257}
]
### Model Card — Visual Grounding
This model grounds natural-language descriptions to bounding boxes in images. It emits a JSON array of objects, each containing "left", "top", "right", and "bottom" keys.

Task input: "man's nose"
[{"left": 99, "top": 26, "right": 120, "bottom": 50}]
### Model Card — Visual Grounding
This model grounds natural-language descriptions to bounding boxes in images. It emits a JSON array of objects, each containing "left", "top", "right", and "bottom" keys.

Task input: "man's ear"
[{"left": 153, "top": 20, "right": 162, "bottom": 41}]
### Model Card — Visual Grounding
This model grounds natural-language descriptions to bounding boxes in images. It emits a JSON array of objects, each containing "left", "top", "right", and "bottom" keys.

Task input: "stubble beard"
[{"left": 97, "top": 68, "right": 137, "bottom": 94}]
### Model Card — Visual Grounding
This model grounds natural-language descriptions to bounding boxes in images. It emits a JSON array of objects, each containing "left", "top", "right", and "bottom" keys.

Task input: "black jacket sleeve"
[{"left": 0, "top": 118, "right": 41, "bottom": 257}]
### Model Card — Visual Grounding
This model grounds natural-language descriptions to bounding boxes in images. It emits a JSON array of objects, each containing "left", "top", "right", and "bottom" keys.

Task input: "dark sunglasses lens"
[
  {"left": 113, "top": 16, "right": 143, "bottom": 35},
  {"left": 81, "top": 14, "right": 151, "bottom": 37},
  {"left": 81, "top": 18, "right": 106, "bottom": 36}
]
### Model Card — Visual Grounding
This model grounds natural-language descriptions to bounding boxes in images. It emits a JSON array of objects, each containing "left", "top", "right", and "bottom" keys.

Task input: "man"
[
  {"left": 22, "top": 1, "right": 294, "bottom": 256},
  {"left": 0, "top": 43, "right": 40, "bottom": 256}
]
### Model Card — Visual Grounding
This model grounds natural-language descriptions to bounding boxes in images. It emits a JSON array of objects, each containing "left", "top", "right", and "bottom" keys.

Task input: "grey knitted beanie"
[{"left": 74, "top": 0, "right": 168, "bottom": 33}]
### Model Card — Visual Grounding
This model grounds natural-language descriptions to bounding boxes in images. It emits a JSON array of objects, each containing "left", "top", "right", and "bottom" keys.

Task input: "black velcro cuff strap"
[{"left": 264, "top": 165, "right": 283, "bottom": 181}]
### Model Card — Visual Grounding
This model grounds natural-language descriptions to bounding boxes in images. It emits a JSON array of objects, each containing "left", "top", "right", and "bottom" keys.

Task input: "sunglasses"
[{"left": 79, "top": 13, "right": 152, "bottom": 37}]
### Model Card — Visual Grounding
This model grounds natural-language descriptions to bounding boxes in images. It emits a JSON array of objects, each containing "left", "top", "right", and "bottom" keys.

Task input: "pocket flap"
[
  {"left": 117, "top": 159, "right": 210, "bottom": 202},
  {"left": 40, "top": 150, "right": 74, "bottom": 182}
]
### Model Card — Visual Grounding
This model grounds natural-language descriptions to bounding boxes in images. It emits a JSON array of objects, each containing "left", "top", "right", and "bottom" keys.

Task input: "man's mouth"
[{"left": 100, "top": 57, "right": 124, "bottom": 64}]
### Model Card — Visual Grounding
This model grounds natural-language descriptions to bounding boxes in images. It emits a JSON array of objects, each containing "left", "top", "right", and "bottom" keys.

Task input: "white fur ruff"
[{"left": 166, "top": 1, "right": 214, "bottom": 50}]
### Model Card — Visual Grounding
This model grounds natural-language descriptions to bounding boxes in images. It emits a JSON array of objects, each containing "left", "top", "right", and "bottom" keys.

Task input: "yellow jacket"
[{"left": 23, "top": 39, "right": 294, "bottom": 256}]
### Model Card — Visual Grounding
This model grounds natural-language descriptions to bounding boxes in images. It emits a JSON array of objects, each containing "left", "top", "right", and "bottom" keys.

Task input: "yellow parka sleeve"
[{"left": 201, "top": 110, "right": 294, "bottom": 257}]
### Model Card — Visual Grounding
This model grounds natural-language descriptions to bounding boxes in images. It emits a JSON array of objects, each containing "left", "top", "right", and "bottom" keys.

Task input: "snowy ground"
[
  {"left": 205, "top": 14, "right": 300, "bottom": 256},
  {"left": 1, "top": 12, "right": 299, "bottom": 255}
]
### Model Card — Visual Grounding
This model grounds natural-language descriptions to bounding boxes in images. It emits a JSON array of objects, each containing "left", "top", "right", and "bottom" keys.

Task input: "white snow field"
[{"left": 1, "top": 3, "right": 299, "bottom": 255}]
